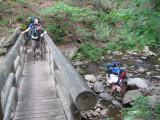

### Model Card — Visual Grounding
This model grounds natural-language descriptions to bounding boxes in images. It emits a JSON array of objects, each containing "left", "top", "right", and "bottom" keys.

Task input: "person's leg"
[{"left": 31, "top": 40, "right": 38, "bottom": 60}]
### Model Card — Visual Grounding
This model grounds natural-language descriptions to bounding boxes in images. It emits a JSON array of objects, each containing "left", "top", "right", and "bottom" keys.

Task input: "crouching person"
[{"left": 31, "top": 24, "right": 47, "bottom": 61}]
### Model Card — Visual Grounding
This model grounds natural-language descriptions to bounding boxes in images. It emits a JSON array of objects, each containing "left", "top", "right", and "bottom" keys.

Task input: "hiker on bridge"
[
  {"left": 31, "top": 23, "right": 47, "bottom": 60},
  {"left": 105, "top": 62, "right": 127, "bottom": 97},
  {"left": 21, "top": 17, "right": 40, "bottom": 35}
]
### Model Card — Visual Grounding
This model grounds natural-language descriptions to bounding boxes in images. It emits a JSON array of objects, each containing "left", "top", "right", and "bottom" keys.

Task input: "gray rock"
[
  {"left": 100, "top": 108, "right": 109, "bottom": 116},
  {"left": 146, "top": 71, "right": 154, "bottom": 76},
  {"left": 126, "top": 73, "right": 133, "bottom": 79},
  {"left": 122, "top": 89, "right": 141, "bottom": 104},
  {"left": 113, "top": 51, "right": 123, "bottom": 55},
  {"left": 122, "top": 57, "right": 128, "bottom": 60},
  {"left": 136, "top": 59, "right": 143, "bottom": 63},
  {"left": 90, "top": 111, "right": 100, "bottom": 117},
  {"left": 99, "top": 93, "right": 113, "bottom": 102},
  {"left": 142, "top": 46, "right": 156, "bottom": 57},
  {"left": 158, "top": 58, "right": 160, "bottom": 61},
  {"left": 85, "top": 75, "right": 96, "bottom": 82},
  {"left": 152, "top": 76, "right": 160, "bottom": 80},
  {"left": 140, "top": 56, "right": 148, "bottom": 60},
  {"left": 127, "top": 78, "right": 148, "bottom": 89},
  {"left": 93, "top": 82, "right": 104, "bottom": 93},
  {"left": 62, "top": 47, "right": 78, "bottom": 59},
  {"left": 156, "top": 69, "right": 160, "bottom": 72},
  {"left": 87, "top": 82, "right": 94, "bottom": 89},
  {"left": 86, "top": 111, "right": 92, "bottom": 118},
  {"left": 95, "top": 108, "right": 101, "bottom": 113},
  {"left": 112, "top": 100, "right": 123, "bottom": 108},
  {"left": 106, "top": 50, "right": 112, "bottom": 54},
  {"left": 137, "top": 67, "right": 146, "bottom": 73},
  {"left": 96, "top": 103, "right": 105, "bottom": 109},
  {"left": 155, "top": 65, "right": 160, "bottom": 68}
]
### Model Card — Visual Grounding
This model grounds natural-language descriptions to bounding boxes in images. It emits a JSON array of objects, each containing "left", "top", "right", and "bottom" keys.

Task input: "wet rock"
[
  {"left": 84, "top": 75, "right": 96, "bottom": 82},
  {"left": 137, "top": 67, "right": 147, "bottom": 73},
  {"left": 112, "top": 100, "right": 123, "bottom": 108},
  {"left": 140, "top": 56, "right": 148, "bottom": 60},
  {"left": 73, "top": 60, "right": 91, "bottom": 66},
  {"left": 100, "top": 108, "right": 109, "bottom": 116},
  {"left": 146, "top": 71, "right": 154, "bottom": 76},
  {"left": 155, "top": 65, "right": 160, "bottom": 68},
  {"left": 86, "top": 111, "right": 92, "bottom": 118},
  {"left": 136, "top": 59, "right": 143, "bottom": 63},
  {"left": 122, "top": 89, "right": 141, "bottom": 104},
  {"left": 95, "top": 108, "right": 101, "bottom": 113},
  {"left": 99, "top": 93, "right": 113, "bottom": 102},
  {"left": 127, "top": 78, "right": 148, "bottom": 89},
  {"left": 152, "top": 76, "right": 160, "bottom": 80},
  {"left": 156, "top": 69, "right": 160, "bottom": 72},
  {"left": 122, "top": 57, "right": 128, "bottom": 60},
  {"left": 93, "top": 82, "right": 104, "bottom": 93}
]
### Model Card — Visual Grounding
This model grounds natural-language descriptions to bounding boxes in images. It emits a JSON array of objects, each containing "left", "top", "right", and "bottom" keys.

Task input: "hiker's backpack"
[
  {"left": 105, "top": 62, "right": 122, "bottom": 68},
  {"left": 28, "top": 17, "right": 41, "bottom": 39},
  {"left": 108, "top": 67, "right": 121, "bottom": 75}
]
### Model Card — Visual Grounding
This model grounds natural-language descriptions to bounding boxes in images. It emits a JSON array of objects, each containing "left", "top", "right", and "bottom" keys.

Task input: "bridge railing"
[
  {"left": 0, "top": 32, "right": 26, "bottom": 120},
  {"left": 44, "top": 34, "right": 97, "bottom": 120}
]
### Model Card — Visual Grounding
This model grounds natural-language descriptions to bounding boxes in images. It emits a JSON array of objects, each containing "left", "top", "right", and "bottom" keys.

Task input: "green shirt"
[{"left": 32, "top": 28, "right": 45, "bottom": 40}]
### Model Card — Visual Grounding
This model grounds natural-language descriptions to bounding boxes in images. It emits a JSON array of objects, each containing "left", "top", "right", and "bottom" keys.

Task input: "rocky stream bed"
[{"left": 62, "top": 46, "right": 160, "bottom": 120}]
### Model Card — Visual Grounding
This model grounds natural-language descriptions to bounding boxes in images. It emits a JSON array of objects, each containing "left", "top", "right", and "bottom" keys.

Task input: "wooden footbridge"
[{"left": 0, "top": 28, "right": 97, "bottom": 120}]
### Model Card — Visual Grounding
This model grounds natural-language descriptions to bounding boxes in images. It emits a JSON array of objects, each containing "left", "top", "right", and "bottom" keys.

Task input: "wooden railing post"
[{"left": 0, "top": 98, "right": 3, "bottom": 120}]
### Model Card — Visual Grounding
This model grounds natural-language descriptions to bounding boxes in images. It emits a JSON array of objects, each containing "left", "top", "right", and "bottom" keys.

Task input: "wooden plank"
[
  {"left": 14, "top": 114, "right": 66, "bottom": 120},
  {"left": 15, "top": 108, "right": 64, "bottom": 119}
]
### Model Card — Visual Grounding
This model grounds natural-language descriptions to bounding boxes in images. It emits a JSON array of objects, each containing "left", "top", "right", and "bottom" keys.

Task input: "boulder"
[
  {"left": 122, "top": 89, "right": 141, "bottom": 104},
  {"left": 93, "top": 82, "right": 104, "bottom": 93},
  {"left": 99, "top": 93, "right": 113, "bottom": 102},
  {"left": 95, "top": 108, "right": 101, "bottom": 113},
  {"left": 87, "top": 82, "right": 94, "bottom": 89},
  {"left": 127, "top": 78, "right": 148, "bottom": 89},
  {"left": 84, "top": 75, "right": 96, "bottom": 82},
  {"left": 100, "top": 108, "right": 109, "bottom": 116},
  {"left": 111, "top": 100, "right": 123, "bottom": 108},
  {"left": 113, "top": 51, "right": 123, "bottom": 55}
]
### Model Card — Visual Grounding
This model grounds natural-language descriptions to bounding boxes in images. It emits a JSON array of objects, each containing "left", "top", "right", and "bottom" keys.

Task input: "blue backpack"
[{"left": 108, "top": 67, "right": 121, "bottom": 75}]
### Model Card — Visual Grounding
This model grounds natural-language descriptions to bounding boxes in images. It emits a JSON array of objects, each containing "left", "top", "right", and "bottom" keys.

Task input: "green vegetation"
[
  {"left": 76, "top": 43, "right": 106, "bottom": 60},
  {"left": 0, "top": 51, "right": 2, "bottom": 55},
  {"left": 119, "top": 94, "right": 160, "bottom": 120}
]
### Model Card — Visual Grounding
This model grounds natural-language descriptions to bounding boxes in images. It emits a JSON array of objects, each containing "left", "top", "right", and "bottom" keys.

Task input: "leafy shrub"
[
  {"left": 77, "top": 43, "right": 106, "bottom": 60},
  {"left": 0, "top": 18, "right": 9, "bottom": 27},
  {"left": 119, "top": 94, "right": 159, "bottom": 120},
  {"left": 44, "top": 22, "right": 64, "bottom": 42}
]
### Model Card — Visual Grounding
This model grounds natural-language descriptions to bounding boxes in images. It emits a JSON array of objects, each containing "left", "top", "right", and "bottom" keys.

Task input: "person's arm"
[
  {"left": 40, "top": 29, "right": 47, "bottom": 37},
  {"left": 22, "top": 27, "right": 30, "bottom": 34}
]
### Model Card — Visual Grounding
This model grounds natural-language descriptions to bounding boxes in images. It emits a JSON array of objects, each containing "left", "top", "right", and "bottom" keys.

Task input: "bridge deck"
[{"left": 14, "top": 49, "right": 66, "bottom": 120}]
